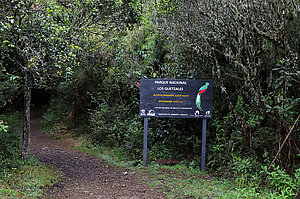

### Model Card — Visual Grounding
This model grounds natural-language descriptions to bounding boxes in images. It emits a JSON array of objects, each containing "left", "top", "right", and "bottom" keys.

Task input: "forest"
[{"left": 0, "top": 0, "right": 299, "bottom": 198}]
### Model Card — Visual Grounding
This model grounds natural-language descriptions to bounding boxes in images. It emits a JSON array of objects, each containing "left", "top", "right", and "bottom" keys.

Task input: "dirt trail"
[{"left": 29, "top": 118, "right": 166, "bottom": 199}]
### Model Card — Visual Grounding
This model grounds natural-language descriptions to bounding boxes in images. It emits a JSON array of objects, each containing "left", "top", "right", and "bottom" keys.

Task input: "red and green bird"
[{"left": 196, "top": 82, "right": 210, "bottom": 111}]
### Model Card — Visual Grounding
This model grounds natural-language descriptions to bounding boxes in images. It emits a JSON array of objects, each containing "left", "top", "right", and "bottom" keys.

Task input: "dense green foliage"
[
  {"left": 1, "top": 0, "right": 299, "bottom": 197},
  {"left": 41, "top": 97, "right": 69, "bottom": 132},
  {"left": 42, "top": 0, "right": 299, "bottom": 165},
  {"left": 76, "top": 137, "right": 300, "bottom": 198},
  {"left": 0, "top": 70, "right": 20, "bottom": 110},
  {"left": 0, "top": 112, "right": 22, "bottom": 177},
  {"left": 0, "top": 158, "right": 61, "bottom": 198},
  {"left": 158, "top": 0, "right": 300, "bottom": 170}
]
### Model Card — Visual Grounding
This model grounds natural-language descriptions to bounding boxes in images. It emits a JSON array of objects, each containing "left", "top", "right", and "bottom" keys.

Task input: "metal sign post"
[
  {"left": 201, "top": 118, "right": 207, "bottom": 172},
  {"left": 143, "top": 117, "right": 149, "bottom": 167}
]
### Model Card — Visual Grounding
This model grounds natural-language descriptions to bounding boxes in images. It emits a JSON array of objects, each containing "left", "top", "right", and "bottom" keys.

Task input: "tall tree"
[
  {"left": 159, "top": 0, "right": 300, "bottom": 168},
  {"left": 0, "top": 0, "right": 122, "bottom": 157}
]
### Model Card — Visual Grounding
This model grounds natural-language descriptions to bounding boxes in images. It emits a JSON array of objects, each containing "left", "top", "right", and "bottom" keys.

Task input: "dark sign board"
[{"left": 140, "top": 79, "right": 213, "bottom": 118}]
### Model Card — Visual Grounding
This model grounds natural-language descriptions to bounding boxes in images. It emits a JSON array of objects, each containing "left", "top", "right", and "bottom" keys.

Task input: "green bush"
[
  {"left": 41, "top": 97, "right": 69, "bottom": 132},
  {"left": 225, "top": 155, "right": 299, "bottom": 198},
  {"left": 222, "top": 155, "right": 299, "bottom": 198},
  {"left": 263, "top": 165, "right": 300, "bottom": 198},
  {"left": 89, "top": 101, "right": 203, "bottom": 163},
  {"left": 0, "top": 70, "right": 20, "bottom": 110},
  {"left": 89, "top": 103, "right": 144, "bottom": 159},
  {"left": 0, "top": 112, "right": 22, "bottom": 177}
]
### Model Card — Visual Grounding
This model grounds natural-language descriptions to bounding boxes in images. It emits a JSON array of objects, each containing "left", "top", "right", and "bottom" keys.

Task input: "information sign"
[
  {"left": 140, "top": 79, "right": 213, "bottom": 118},
  {"left": 139, "top": 79, "right": 213, "bottom": 171}
]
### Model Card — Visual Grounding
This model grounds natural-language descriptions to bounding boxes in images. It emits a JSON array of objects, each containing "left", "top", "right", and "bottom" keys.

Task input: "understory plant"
[
  {"left": 41, "top": 97, "right": 69, "bottom": 132},
  {"left": 0, "top": 112, "right": 22, "bottom": 178},
  {"left": 229, "top": 155, "right": 299, "bottom": 198}
]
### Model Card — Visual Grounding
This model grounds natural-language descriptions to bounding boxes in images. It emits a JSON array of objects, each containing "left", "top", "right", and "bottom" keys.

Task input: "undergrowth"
[
  {"left": 0, "top": 111, "right": 62, "bottom": 198},
  {"left": 41, "top": 97, "right": 69, "bottom": 133},
  {"left": 73, "top": 137, "right": 300, "bottom": 198},
  {"left": 0, "top": 155, "right": 62, "bottom": 198},
  {"left": 0, "top": 112, "right": 22, "bottom": 175},
  {"left": 41, "top": 95, "right": 299, "bottom": 198}
]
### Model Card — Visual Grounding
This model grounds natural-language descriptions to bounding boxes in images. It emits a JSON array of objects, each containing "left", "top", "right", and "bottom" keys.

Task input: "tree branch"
[{"left": 267, "top": 114, "right": 300, "bottom": 171}]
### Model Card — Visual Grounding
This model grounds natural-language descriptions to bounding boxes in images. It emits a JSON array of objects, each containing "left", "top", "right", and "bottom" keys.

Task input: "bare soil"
[{"left": 29, "top": 118, "right": 166, "bottom": 199}]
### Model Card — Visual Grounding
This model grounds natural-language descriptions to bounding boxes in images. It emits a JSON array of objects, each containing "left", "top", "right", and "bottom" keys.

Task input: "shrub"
[
  {"left": 41, "top": 97, "right": 69, "bottom": 132},
  {"left": 89, "top": 103, "right": 144, "bottom": 159},
  {"left": 263, "top": 165, "right": 300, "bottom": 198},
  {"left": 0, "top": 112, "right": 22, "bottom": 177}
]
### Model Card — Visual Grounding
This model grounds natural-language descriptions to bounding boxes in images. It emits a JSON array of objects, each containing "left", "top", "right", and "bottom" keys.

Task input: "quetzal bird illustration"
[{"left": 196, "top": 82, "right": 210, "bottom": 111}]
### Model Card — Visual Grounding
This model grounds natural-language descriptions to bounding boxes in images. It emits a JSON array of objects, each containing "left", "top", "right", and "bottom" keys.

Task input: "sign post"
[
  {"left": 143, "top": 117, "right": 148, "bottom": 167},
  {"left": 139, "top": 79, "right": 213, "bottom": 171},
  {"left": 201, "top": 118, "right": 207, "bottom": 172}
]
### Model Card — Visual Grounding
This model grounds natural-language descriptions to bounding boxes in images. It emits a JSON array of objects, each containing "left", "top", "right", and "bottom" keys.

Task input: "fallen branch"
[{"left": 267, "top": 114, "right": 300, "bottom": 171}]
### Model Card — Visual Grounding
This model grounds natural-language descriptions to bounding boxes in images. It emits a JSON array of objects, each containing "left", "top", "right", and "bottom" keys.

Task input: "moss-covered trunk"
[{"left": 22, "top": 70, "right": 31, "bottom": 158}]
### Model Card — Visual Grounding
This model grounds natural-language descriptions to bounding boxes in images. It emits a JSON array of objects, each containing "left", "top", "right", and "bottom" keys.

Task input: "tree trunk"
[{"left": 22, "top": 70, "right": 31, "bottom": 159}]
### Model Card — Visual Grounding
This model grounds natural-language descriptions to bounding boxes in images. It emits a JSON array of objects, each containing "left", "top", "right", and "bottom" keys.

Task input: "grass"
[
  {"left": 71, "top": 138, "right": 288, "bottom": 198},
  {"left": 50, "top": 133, "right": 293, "bottom": 199},
  {"left": 141, "top": 164, "right": 284, "bottom": 198},
  {"left": 0, "top": 157, "right": 62, "bottom": 199},
  {"left": 73, "top": 139, "right": 131, "bottom": 168},
  {"left": 0, "top": 111, "right": 62, "bottom": 198},
  {"left": 139, "top": 164, "right": 241, "bottom": 198},
  {"left": 70, "top": 139, "right": 251, "bottom": 198}
]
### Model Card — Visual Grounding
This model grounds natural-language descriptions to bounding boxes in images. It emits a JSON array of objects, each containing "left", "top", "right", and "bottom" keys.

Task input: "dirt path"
[{"left": 29, "top": 118, "right": 166, "bottom": 199}]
